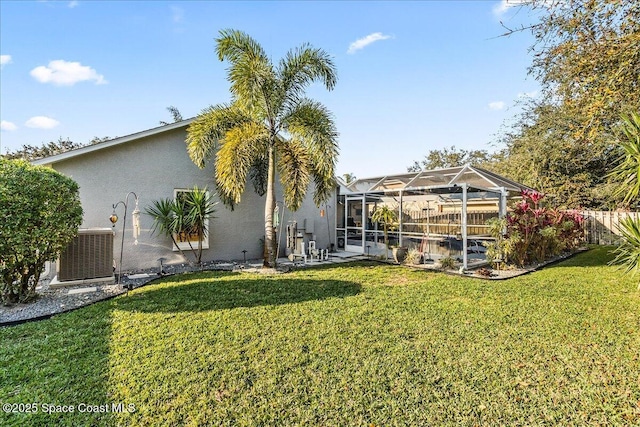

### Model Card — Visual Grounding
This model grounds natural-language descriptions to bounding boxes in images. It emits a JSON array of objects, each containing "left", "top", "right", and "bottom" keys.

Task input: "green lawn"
[{"left": 1, "top": 247, "right": 639, "bottom": 426}]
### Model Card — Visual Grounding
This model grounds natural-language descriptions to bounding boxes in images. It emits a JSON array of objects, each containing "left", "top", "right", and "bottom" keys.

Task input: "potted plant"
[{"left": 392, "top": 246, "right": 408, "bottom": 263}]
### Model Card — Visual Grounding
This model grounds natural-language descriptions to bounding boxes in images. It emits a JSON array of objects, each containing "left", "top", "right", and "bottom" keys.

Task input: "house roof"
[
  {"left": 344, "top": 164, "right": 532, "bottom": 195},
  {"left": 32, "top": 118, "right": 195, "bottom": 166}
]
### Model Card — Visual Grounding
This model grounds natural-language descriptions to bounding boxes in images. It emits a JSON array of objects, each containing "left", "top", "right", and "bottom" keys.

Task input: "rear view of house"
[{"left": 33, "top": 119, "right": 335, "bottom": 280}]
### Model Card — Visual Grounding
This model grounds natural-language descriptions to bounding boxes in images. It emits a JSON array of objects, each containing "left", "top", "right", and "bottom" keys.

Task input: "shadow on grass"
[
  {"left": 0, "top": 303, "right": 115, "bottom": 426},
  {"left": 112, "top": 276, "right": 361, "bottom": 313}
]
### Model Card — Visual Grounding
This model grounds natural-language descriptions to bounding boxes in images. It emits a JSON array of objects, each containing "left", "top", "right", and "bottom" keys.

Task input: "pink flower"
[
  {"left": 514, "top": 200, "right": 530, "bottom": 213},
  {"left": 522, "top": 189, "right": 545, "bottom": 206}
]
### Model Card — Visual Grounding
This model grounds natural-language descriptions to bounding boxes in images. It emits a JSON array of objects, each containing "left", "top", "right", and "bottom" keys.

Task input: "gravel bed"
[{"left": 0, "top": 260, "right": 264, "bottom": 326}]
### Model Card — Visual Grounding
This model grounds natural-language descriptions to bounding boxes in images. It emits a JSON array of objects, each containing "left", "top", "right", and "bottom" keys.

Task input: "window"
[{"left": 172, "top": 188, "right": 210, "bottom": 251}]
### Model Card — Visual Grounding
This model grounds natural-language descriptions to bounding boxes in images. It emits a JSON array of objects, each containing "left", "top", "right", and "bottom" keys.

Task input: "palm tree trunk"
[{"left": 264, "top": 145, "right": 277, "bottom": 267}]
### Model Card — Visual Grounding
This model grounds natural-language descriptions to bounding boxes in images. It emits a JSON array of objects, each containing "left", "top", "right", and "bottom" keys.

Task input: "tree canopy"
[
  {"left": 408, "top": 146, "right": 493, "bottom": 172},
  {"left": 2, "top": 136, "right": 110, "bottom": 162},
  {"left": 495, "top": 0, "right": 640, "bottom": 208}
]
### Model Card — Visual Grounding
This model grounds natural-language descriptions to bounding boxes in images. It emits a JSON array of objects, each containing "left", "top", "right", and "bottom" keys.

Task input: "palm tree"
[
  {"left": 186, "top": 29, "right": 338, "bottom": 267},
  {"left": 610, "top": 112, "right": 640, "bottom": 205},
  {"left": 342, "top": 173, "right": 357, "bottom": 184},
  {"left": 609, "top": 112, "right": 640, "bottom": 283},
  {"left": 159, "top": 106, "right": 183, "bottom": 126},
  {"left": 370, "top": 205, "right": 397, "bottom": 260}
]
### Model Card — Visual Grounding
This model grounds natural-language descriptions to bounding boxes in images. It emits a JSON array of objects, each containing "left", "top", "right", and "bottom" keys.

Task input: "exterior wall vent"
[{"left": 57, "top": 229, "right": 114, "bottom": 281}]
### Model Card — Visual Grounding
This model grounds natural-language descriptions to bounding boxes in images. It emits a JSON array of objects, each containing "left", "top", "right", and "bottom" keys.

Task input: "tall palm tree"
[{"left": 186, "top": 29, "right": 338, "bottom": 267}]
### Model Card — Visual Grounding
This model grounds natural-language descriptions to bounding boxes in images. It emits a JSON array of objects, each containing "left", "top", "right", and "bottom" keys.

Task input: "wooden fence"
[{"left": 576, "top": 210, "right": 640, "bottom": 245}]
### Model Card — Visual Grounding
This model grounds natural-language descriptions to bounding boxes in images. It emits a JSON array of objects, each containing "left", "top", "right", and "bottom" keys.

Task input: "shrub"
[
  {"left": 439, "top": 256, "right": 456, "bottom": 270},
  {"left": 146, "top": 186, "right": 217, "bottom": 265},
  {"left": 485, "top": 190, "right": 584, "bottom": 268},
  {"left": 404, "top": 248, "right": 422, "bottom": 265},
  {"left": 0, "top": 159, "right": 83, "bottom": 304}
]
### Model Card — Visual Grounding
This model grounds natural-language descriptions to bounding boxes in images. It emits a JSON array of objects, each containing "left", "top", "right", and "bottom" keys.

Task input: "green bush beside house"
[{"left": 0, "top": 159, "right": 83, "bottom": 304}]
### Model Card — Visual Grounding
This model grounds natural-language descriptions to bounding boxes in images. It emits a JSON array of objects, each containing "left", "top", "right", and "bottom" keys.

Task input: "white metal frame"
[{"left": 339, "top": 164, "right": 531, "bottom": 269}]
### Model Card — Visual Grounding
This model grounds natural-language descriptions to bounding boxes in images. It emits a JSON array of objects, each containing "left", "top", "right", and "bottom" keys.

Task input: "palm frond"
[
  {"left": 216, "top": 29, "right": 268, "bottom": 65},
  {"left": 215, "top": 121, "right": 269, "bottom": 208},
  {"left": 248, "top": 152, "right": 268, "bottom": 196},
  {"left": 145, "top": 198, "right": 178, "bottom": 236},
  {"left": 283, "top": 99, "right": 339, "bottom": 205},
  {"left": 608, "top": 112, "right": 640, "bottom": 205},
  {"left": 216, "top": 29, "right": 275, "bottom": 116},
  {"left": 611, "top": 216, "right": 640, "bottom": 275},
  {"left": 278, "top": 44, "right": 337, "bottom": 113},
  {"left": 186, "top": 104, "right": 251, "bottom": 168},
  {"left": 277, "top": 138, "right": 311, "bottom": 211},
  {"left": 184, "top": 186, "right": 218, "bottom": 227}
]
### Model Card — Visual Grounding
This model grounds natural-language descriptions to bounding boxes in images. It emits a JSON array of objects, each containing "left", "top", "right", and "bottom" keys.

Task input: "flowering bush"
[{"left": 485, "top": 190, "right": 584, "bottom": 268}]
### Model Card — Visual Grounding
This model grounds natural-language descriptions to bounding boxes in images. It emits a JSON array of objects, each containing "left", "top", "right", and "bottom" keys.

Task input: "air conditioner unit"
[{"left": 57, "top": 229, "right": 114, "bottom": 281}]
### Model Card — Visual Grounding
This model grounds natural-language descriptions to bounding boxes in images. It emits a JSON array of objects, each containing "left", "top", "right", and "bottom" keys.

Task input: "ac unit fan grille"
[{"left": 58, "top": 231, "right": 113, "bottom": 281}]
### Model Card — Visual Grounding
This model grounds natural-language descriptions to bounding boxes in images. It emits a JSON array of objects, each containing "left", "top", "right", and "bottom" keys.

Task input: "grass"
[{"left": 1, "top": 246, "right": 639, "bottom": 426}]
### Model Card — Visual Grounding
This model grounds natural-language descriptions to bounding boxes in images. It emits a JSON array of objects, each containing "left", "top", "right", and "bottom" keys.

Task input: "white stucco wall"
[{"left": 49, "top": 125, "right": 336, "bottom": 271}]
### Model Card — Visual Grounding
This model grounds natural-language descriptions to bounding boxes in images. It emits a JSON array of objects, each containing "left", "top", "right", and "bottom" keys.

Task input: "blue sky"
[{"left": 0, "top": 0, "right": 539, "bottom": 178}]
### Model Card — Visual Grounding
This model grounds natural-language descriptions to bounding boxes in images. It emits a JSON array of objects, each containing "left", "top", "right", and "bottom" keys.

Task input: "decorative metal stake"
[{"left": 110, "top": 192, "right": 139, "bottom": 284}]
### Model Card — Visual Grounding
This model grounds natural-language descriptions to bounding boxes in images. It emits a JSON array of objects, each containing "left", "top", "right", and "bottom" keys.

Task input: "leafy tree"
[
  {"left": 0, "top": 159, "right": 83, "bottom": 304},
  {"left": 186, "top": 29, "right": 338, "bottom": 267},
  {"left": 524, "top": 0, "right": 640, "bottom": 142},
  {"left": 370, "top": 205, "right": 397, "bottom": 260},
  {"left": 3, "top": 137, "right": 84, "bottom": 161},
  {"left": 408, "top": 146, "right": 492, "bottom": 172},
  {"left": 2, "top": 136, "right": 110, "bottom": 161},
  {"left": 159, "top": 105, "right": 184, "bottom": 126},
  {"left": 146, "top": 186, "right": 217, "bottom": 266},
  {"left": 492, "top": 102, "right": 618, "bottom": 208},
  {"left": 495, "top": 0, "right": 640, "bottom": 208}
]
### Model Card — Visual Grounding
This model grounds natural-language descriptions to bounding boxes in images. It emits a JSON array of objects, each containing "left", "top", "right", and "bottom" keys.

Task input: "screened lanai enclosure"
[{"left": 335, "top": 164, "right": 533, "bottom": 269}]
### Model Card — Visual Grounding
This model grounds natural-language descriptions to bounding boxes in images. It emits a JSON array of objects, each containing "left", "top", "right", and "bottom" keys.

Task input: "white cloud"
[
  {"left": 30, "top": 60, "right": 107, "bottom": 86},
  {"left": 0, "top": 55, "right": 12, "bottom": 68},
  {"left": 25, "top": 116, "right": 60, "bottom": 129},
  {"left": 347, "top": 32, "right": 392, "bottom": 54},
  {"left": 171, "top": 6, "right": 184, "bottom": 23},
  {"left": 68, "top": 1, "right": 79, "bottom": 8},
  {"left": 493, "top": 0, "right": 528, "bottom": 17},
  {"left": 1, "top": 121, "right": 18, "bottom": 131},
  {"left": 493, "top": 0, "right": 556, "bottom": 17},
  {"left": 488, "top": 101, "right": 506, "bottom": 110}
]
